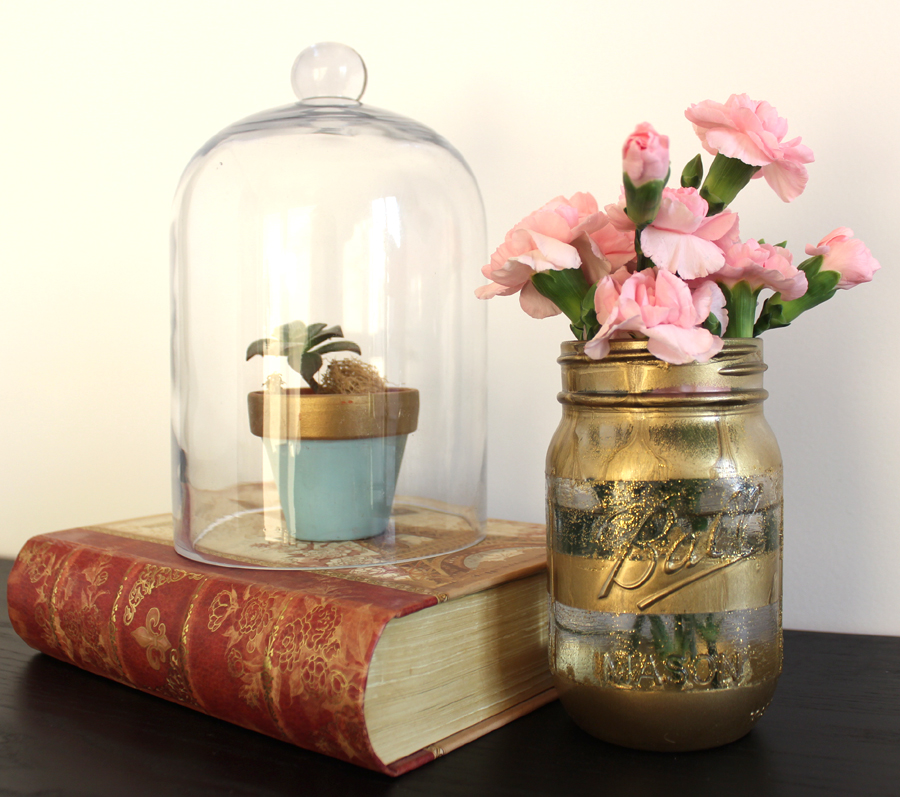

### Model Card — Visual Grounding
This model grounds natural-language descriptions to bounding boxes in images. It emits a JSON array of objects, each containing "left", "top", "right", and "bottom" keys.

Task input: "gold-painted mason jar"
[{"left": 547, "top": 338, "right": 782, "bottom": 751}]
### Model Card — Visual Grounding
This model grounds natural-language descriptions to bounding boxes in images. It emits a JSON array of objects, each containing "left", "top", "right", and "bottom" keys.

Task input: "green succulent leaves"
[{"left": 246, "top": 320, "right": 361, "bottom": 392}]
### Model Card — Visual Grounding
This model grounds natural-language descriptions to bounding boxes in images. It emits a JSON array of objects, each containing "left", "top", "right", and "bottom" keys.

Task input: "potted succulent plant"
[{"left": 247, "top": 321, "right": 419, "bottom": 541}]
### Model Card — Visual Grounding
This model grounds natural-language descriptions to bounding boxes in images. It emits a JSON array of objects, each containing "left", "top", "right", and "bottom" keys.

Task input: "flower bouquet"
[
  {"left": 477, "top": 93, "right": 879, "bottom": 360},
  {"left": 478, "top": 94, "right": 880, "bottom": 752}
]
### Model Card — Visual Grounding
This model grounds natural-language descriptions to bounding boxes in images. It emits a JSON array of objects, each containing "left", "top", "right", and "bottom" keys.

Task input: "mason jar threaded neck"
[{"left": 557, "top": 339, "right": 768, "bottom": 408}]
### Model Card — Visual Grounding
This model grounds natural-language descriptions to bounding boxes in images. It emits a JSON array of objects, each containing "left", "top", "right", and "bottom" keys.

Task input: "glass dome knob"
[{"left": 291, "top": 42, "right": 368, "bottom": 103}]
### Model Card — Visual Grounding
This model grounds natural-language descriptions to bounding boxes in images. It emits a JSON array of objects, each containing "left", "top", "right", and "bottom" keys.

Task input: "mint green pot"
[
  {"left": 263, "top": 434, "right": 408, "bottom": 540},
  {"left": 249, "top": 388, "right": 419, "bottom": 541}
]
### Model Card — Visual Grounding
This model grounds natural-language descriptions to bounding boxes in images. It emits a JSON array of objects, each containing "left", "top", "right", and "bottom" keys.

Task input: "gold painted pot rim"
[{"left": 248, "top": 387, "right": 419, "bottom": 440}]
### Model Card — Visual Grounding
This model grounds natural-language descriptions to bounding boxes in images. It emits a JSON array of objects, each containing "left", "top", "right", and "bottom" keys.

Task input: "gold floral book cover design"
[{"left": 7, "top": 514, "right": 549, "bottom": 776}]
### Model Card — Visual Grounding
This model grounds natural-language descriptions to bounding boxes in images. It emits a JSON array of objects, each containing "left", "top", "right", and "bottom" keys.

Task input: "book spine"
[{"left": 7, "top": 533, "right": 429, "bottom": 775}]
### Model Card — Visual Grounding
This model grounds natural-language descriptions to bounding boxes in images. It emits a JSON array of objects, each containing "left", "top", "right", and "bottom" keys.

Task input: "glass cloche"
[{"left": 170, "top": 43, "right": 487, "bottom": 569}]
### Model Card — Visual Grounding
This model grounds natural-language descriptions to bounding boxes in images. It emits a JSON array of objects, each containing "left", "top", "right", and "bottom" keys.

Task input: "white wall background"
[{"left": 2, "top": 0, "right": 898, "bottom": 635}]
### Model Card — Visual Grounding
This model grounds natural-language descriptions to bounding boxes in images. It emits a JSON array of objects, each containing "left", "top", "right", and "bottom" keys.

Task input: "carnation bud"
[
  {"left": 622, "top": 123, "right": 670, "bottom": 229},
  {"left": 623, "top": 123, "right": 670, "bottom": 187}
]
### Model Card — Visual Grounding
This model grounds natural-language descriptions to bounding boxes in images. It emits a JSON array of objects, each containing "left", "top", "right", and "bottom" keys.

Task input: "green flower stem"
[
  {"left": 722, "top": 281, "right": 758, "bottom": 339},
  {"left": 700, "top": 154, "right": 760, "bottom": 215},
  {"left": 780, "top": 275, "right": 840, "bottom": 323},
  {"left": 634, "top": 228, "right": 653, "bottom": 272},
  {"left": 753, "top": 293, "right": 788, "bottom": 336},
  {"left": 673, "top": 616, "right": 686, "bottom": 655},
  {"left": 531, "top": 268, "right": 590, "bottom": 328},
  {"left": 579, "top": 284, "right": 600, "bottom": 340},
  {"left": 650, "top": 616, "right": 674, "bottom": 659}
]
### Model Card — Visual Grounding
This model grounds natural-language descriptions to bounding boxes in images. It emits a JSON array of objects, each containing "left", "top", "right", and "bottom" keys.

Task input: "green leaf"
[
  {"left": 285, "top": 345, "right": 305, "bottom": 376},
  {"left": 309, "top": 340, "right": 362, "bottom": 357},
  {"left": 304, "top": 323, "right": 328, "bottom": 344},
  {"left": 698, "top": 186, "right": 726, "bottom": 217},
  {"left": 579, "top": 283, "right": 599, "bottom": 340},
  {"left": 251, "top": 318, "right": 363, "bottom": 389},
  {"left": 531, "top": 268, "right": 590, "bottom": 329},
  {"left": 246, "top": 337, "right": 281, "bottom": 360},
  {"left": 274, "top": 320, "right": 309, "bottom": 347},
  {"left": 581, "top": 282, "right": 598, "bottom": 313},
  {"left": 306, "top": 324, "right": 345, "bottom": 349},
  {"left": 702, "top": 313, "right": 722, "bottom": 336},
  {"left": 299, "top": 351, "right": 323, "bottom": 389},
  {"left": 814, "top": 269, "right": 841, "bottom": 293},
  {"left": 680, "top": 154, "right": 704, "bottom": 189},
  {"left": 797, "top": 254, "right": 823, "bottom": 279}
]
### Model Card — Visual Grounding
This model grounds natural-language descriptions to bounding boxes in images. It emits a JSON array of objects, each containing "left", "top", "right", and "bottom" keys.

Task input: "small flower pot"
[{"left": 247, "top": 388, "right": 419, "bottom": 541}]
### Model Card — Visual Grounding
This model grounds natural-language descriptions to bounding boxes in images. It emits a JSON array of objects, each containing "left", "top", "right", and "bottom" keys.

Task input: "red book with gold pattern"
[{"left": 7, "top": 514, "right": 554, "bottom": 776}]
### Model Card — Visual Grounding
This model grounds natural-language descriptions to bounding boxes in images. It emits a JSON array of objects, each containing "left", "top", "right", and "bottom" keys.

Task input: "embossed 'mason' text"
[{"left": 595, "top": 649, "right": 748, "bottom": 688}]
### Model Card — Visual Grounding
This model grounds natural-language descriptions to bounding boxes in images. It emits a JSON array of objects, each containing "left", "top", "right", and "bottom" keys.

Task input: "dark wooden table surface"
[{"left": 3, "top": 556, "right": 899, "bottom": 796}]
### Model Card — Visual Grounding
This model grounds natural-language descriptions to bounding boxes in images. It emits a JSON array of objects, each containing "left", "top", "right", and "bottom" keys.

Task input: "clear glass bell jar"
[{"left": 171, "top": 43, "right": 487, "bottom": 569}]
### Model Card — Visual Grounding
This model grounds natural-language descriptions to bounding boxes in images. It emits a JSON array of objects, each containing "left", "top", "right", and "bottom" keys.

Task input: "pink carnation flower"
[
  {"left": 693, "top": 279, "right": 729, "bottom": 331},
  {"left": 590, "top": 222, "right": 636, "bottom": 270},
  {"left": 805, "top": 227, "right": 881, "bottom": 289},
  {"left": 584, "top": 268, "right": 725, "bottom": 365},
  {"left": 476, "top": 193, "right": 608, "bottom": 318},
  {"left": 604, "top": 198, "right": 634, "bottom": 232},
  {"left": 711, "top": 240, "right": 808, "bottom": 300},
  {"left": 638, "top": 187, "right": 740, "bottom": 279},
  {"left": 685, "top": 94, "right": 814, "bottom": 203},
  {"left": 623, "top": 122, "right": 670, "bottom": 187}
]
